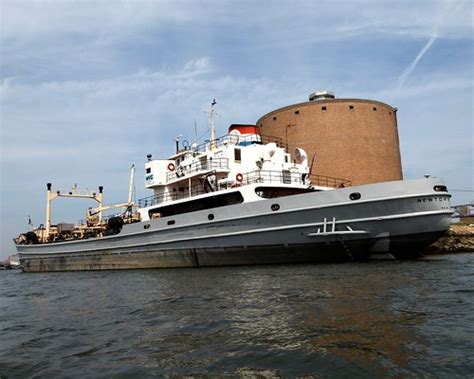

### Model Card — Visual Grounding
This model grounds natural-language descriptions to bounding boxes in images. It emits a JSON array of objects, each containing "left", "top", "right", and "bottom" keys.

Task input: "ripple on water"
[{"left": 0, "top": 255, "right": 473, "bottom": 377}]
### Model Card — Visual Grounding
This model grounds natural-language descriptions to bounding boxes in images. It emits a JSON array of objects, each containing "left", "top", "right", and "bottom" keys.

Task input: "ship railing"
[
  {"left": 308, "top": 174, "right": 351, "bottom": 188},
  {"left": 181, "top": 133, "right": 287, "bottom": 155},
  {"left": 138, "top": 171, "right": 351, "bottom": 208},
  {"left": 238, "top": 171, "right": 351, "bottom": 188},
  {"left": 138, "top": 186, "right": 208, "bottom": 208},
  {"left": 240, "top": 170, "right": 304, "bottom": 186},
  {"left": 166, "top": 158, "right": 229, "bottom": 182}
]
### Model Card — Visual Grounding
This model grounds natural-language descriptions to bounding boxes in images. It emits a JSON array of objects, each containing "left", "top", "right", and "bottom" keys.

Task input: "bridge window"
[
  {"left": 149, "top": 192, "right": 244, "bottom": 218},
  {"left": 234, "top": 148, "right": 241, "bottom": 162},
  {"left": 256, "top": 187, "right": 316, "bottom": 199},
  {"left": 434, "top": 185, "right": 447, "bottom": 192}
]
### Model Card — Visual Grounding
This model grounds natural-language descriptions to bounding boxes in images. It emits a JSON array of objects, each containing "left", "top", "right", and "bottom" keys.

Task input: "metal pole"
[
  {"left": 46, "top": 183, "right": 52, "bottom": 240},
  {"left": 285, "top": 124, "right": 294, "bottom": 153},
  {"left": 209, "top": 99, "right": 217, "bottom": 150},
  {"left": 128, "top": 164, "right": 135, "bottom": 204},
  {"left": 98, "top": 186, "right": 103, "bottom": 224}
]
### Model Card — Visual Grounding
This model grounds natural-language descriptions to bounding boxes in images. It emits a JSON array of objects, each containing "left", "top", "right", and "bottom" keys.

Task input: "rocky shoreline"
[{"left": 424, "top": 224, "right": 474, "bottom": 254}]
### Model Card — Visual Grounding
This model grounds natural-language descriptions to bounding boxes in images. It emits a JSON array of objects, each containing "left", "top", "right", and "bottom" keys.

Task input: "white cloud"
[
  {"left": 397, "top": 32, "right": 439, "bottom": 88},
  {"left": 396, "top": 0, "right": 466, "bottom": 88},
  {"left": 183, "top": 57, "right": 211, "bottom": 75}
]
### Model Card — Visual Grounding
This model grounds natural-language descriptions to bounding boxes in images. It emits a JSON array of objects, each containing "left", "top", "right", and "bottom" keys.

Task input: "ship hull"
[{"left": 17, "top": 178, "right": 452, "bottom": 272}]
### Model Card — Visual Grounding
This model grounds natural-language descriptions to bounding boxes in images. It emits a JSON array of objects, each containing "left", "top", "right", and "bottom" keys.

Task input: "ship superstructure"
[{"left": 138, "top": 122, "right": 344, "bottom": 221}]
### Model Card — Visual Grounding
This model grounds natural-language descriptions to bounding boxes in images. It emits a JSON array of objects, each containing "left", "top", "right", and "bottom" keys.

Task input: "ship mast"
[
  {"left": 209, "top": 99, "right": 217, "bottom": 150},
  {"left": 127, "top": 164, "right": 136, "bottom": 204}
]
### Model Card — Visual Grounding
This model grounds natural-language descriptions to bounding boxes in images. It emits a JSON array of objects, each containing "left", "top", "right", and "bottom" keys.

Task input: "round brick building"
[{"left": 256, "top": 92, "right": 403, "bottom": 186}]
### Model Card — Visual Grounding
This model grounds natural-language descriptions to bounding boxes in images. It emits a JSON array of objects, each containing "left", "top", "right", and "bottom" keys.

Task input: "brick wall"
[{"left": 256, "top": 99, "right": 403, "bottom": 186}]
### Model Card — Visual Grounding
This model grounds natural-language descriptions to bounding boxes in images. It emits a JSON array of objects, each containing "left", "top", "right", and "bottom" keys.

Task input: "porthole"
[
  {"left": 349, "top": 192, "right": 361, "bottom": 201},
  {"left": 273, "top": 116, "right": 277, "bottom": 121},
  {"left": 144, "top": 224, "right": 151, "bottom": 229},
  {"left": 294, "top": 110, "right": 300, "bottom": 115},
  {"left": 167, "top": 220, "right": 176, "bottom": 225},
  {"left": 208, "top": 214, "right": 215, "bottom": 220},
  {"left": 271, "top": 204, "right": 280, "bottom": 211}
]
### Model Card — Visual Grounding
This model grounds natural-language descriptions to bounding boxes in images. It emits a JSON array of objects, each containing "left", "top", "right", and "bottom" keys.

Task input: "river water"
[{"left": 1, "top": 254, "right": 473, "bottom": 378}]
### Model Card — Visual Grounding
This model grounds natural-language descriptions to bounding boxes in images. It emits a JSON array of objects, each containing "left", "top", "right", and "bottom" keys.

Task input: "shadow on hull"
[
  {"left": 19, "top": 230, "right": 447, "bottom": 272},
  {"left": 389, "top": 230, "right": 448, "bottom": 259}
]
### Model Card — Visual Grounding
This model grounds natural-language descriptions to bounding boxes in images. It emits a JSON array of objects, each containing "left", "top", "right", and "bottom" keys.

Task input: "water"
[{"left": 1, "top": 254, "right": 473, "bottom": 378}]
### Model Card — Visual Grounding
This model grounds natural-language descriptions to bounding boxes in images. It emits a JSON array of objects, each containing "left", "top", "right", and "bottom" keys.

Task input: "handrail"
[
  {"left": 166, "top": 158, "right": 229, "bottom": 182},
  {"left": 180, "top": 132, "right": 287, "bottom": 154},
  {"left": 138, "top": 186, "right": 208, "bottom": 208},
  {"left": 309, "top": 174, "right": 351, "bottom": 188},
  {"left": 238, "top": 171, "right": 350, "bottom": 188},
  {"left": 240, "top": 170, "right": 303, "bottom": 186},
  {"left": 138, "top": 170, "right": 351, "bottom": 208}
]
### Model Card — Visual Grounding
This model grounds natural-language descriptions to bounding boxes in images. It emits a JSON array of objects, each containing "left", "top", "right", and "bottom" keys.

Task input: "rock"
[{"left": 424, "top": 224, "right": 474, "bottom": 254}]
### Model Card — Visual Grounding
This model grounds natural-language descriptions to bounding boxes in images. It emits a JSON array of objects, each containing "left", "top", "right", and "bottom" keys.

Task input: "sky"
[{"left": 0, "top": 0, "right": 473, "bottom": 259}]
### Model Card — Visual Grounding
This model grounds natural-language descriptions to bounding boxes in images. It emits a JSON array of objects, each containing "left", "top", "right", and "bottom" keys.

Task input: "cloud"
[
  {"left": 396, "top": 0, "right": 466, "bottom": 88},
  {"left": 397, "top": 32, "right": 439, "bottom": 88},
  {"left": 0, "top": 59, "right": 286, "bottom": 175},
  {"left": 183, "top": 57, "right": 211, "bottom": 75}
]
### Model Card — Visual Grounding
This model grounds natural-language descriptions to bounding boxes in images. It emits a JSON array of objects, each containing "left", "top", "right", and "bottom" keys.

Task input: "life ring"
[
  {"left": 236, "top": 173, "right": 244, "bottom": 183},
  {"left": 167, "top": 163, "right": 175, "bottom": 171}
]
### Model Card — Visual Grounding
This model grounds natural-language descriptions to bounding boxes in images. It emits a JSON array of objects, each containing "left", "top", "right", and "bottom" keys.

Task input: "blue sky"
[{"left": 0, "top": 0, "right": 472, "bottom": 259}]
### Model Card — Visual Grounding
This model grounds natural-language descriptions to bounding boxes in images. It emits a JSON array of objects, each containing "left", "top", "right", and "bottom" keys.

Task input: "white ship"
[{"left": 15, "top": 101, "right": 452, "bottom": 272}]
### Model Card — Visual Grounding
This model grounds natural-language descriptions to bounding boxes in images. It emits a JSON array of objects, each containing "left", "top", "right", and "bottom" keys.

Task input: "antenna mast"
[
  {"left": 127, "top": 164, "right": 136, "bottom": 204},
  {"left": 209, "top": 99, "right": 217, "bottom": 150}
]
